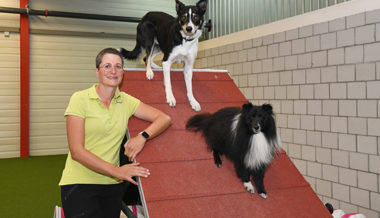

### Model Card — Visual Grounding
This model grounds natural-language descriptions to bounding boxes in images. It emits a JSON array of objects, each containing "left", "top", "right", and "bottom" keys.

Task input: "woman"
[{"left": 59, "top": 48, "right": 172, "bottom": 218}]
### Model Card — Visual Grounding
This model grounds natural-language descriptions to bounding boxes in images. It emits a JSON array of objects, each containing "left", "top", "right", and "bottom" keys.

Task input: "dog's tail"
[
  {"left": 119, "top": 44, "right": 142, "bottom": 60},
  {"left": 186, "top": 113, "right": 212, "bottom": 132}
]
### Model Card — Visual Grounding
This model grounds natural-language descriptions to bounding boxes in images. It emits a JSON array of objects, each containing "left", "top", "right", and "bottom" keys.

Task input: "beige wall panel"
[
  {"left": 31, "top": 18, "right": 138, "bottom": 35},
  {"left": 0, "top": 0, "right": 19, "bottom": 28},
  {"left": 0, "top": 139, "right": 19, "bottom": 148},
  {"left": 0, "top": 47, "right": 19, "bottom": 54},
  {"left": 30, "top": 123, "right": 65, "bottom": 137},
  {"left": 0, "top": 141, "right": 19, "bottom": 152},
  {"left": 0, "top": 53, "right": 19, "bottom": 62},
  {"left": 31, "top": 69, "right": 96, "bottom": 83},
  {"left": 30, "top": 82, "right": 94, "bottom": 95},
  {"left": 0, "top": 97, "right": 19, "bottom": 110},
  {"left": 31, "top": 55, "right": 91, "bottom": 65},
  {"left": 0, "top": 18, "right": 19, "bottom": 28},
  {"left": 30, "top": 96, "right": 70, "bottom": 109},
  {"left": 0, "top": 39, "right": 19, "bottom": 48},
  {"left": 0, "top": 61, "right": 19, "bottom": 68},
  {"left": 30, "top": 109, "right": 66, "bottom": 123},
  {"left": 0, "top": 0, "right": 18, "bottom": 7},
  {"left": 31, "top": 136, "right": 67, "bottom": 151},
  {"left": 0, "top": 124, "right": 18, "bottom": 137},
  {"left": 31, "top": 41, "right": 111, "bottom": 52},
  {"left": 0, "top": 82, "right": 20, "bottom": 96},
  {"left": 30, "top": 148, "right": 68, "bottom": 156},
  {"left": 0, "top": 69, "right": 19, "bottom": 81},
  {"left": 0, "top": 151, "right": 19, "bottom": 159},
  {"left": 0, "top": 123, "right": 18, "bottom": 130},
  {"left": 31, "top": 34, "right": 131, "bottom": 44},
  {"left": 0, "top": 0, "right": 19, "bottom": 157},
  {"left": 0, "top": 62, "right": 19, "bottom": 68},
  {"left": 0, "top": 110, "right": 19, "bottom": 123}
]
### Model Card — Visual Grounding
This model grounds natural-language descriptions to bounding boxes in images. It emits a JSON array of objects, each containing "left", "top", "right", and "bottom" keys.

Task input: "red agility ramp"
[{"left": 120, "top": 68, "right": 331, "bottom": 218}]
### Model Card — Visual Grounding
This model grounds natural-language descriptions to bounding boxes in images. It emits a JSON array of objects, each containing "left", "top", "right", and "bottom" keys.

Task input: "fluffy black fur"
[{"left": 186, "top": 103, "right": 281, "bottom": 198}]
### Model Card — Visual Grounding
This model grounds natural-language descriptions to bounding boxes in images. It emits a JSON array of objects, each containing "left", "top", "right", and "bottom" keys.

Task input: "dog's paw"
[
  {"left": 146, "top": 68, "right": 154, "bottom": 80},
  {"left": 189, "top": 100, "right": 201, "bottom": 111},
  {"left": 215, "top": 163, "right": 222, "bottom": 168},
  {"left": 259, "top": 193, "right": 268, "bottom": 199},
  {"left": 166, "top": 93, "right": 176, "bottom": 107},
  {"left": 244, "top": 182, "right": 255, "bottom": 194}
]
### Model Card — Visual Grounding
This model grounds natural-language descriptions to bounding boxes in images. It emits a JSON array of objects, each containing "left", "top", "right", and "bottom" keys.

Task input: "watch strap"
[{"left": 139, "top": 131, "right": 150, "bottom": 139}]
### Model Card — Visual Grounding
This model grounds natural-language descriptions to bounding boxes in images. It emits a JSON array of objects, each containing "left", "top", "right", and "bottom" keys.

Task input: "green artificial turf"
[{"left": 0, "top": 155, "right": 67, "bottom": 218}]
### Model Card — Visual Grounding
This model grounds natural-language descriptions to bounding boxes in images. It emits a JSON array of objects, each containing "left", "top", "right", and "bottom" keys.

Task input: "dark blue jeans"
[{"left": 61, "top": 183, "right": 125, "bottom": 218}]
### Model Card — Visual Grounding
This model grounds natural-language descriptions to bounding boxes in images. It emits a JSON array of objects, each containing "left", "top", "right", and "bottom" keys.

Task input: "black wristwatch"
[{"left": 139, "top": 131, "right": 150, "bottom": 139}]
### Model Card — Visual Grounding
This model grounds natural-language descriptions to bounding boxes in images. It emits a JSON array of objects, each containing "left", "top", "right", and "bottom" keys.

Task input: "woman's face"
[{"left": 95, "top": 53, "right": 124, "bottom": 87}]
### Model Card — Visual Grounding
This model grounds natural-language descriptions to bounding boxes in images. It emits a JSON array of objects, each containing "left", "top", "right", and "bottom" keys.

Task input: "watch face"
[{"left": 141, "top": 131, "right": 150, "bottom": 139}]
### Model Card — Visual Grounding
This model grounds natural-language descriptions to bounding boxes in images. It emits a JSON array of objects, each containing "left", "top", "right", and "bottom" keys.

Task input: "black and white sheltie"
[
  {"left": 186, "top": 103, "right": 281, "bottom": 199},
  {"left": 120, "top": 0, "right": 208, "bottom": 112}
]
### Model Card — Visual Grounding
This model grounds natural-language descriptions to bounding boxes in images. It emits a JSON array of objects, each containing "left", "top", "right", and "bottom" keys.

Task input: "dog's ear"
[
  {"left": 196, "top": 0, "right": 208, "bottom": 14},
  {"left": 242, "top": 102, "right": 253, "bottom": 111},
  {"left": 262, "top": 104, "right": 273, "bottom": 114},
  {"left": 176, "top": 0, "right": 185, "bottom": 12}
]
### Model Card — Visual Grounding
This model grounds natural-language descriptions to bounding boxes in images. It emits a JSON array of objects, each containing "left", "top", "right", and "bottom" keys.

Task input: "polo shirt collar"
[
  {"left": 89, "top": 84, "right": 123, "bottom": 103},
  {"left": 114, "top": 88, "right": 122, "bottom": 103}
]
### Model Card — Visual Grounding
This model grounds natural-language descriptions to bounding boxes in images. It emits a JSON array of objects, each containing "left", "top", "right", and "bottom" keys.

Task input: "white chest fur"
[
  {"left": 169, "top": 39, "right": 199, "bottom": 64},
  {"left": 244, "top": 132, "right": 273, "bottom": 170}
]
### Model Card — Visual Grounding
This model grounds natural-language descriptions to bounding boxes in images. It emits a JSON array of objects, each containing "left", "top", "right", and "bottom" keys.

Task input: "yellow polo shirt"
[{"left": 59, "top": 84, "right": 140, "bottom": 185}]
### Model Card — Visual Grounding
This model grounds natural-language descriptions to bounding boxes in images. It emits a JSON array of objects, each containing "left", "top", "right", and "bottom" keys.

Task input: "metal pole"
[
  {"left": 0, "top": 6, "right": 141, "bottom": 23},
  {"left": 19, "top": 1, "right": 29, "bottom": 158}
]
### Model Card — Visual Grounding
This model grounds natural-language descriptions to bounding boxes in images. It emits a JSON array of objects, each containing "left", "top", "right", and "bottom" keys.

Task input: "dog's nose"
[{"left": 186, "top": 26, "right": 193, "bottom": 33}]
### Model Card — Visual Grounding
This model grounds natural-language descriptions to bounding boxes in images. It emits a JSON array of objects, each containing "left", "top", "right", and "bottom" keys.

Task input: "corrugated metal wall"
[
  {"left": 206, "top": 0, "right": 351, "bottom": 39},
  {"left": 0, "top": 0, "right": 20, "bottom": 158},
  {"left": 0, "top": 0, "right": 188, "bottom": 158}
]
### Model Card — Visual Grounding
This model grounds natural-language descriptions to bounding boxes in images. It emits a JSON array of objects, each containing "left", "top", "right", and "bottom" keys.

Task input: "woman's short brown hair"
[{"left": 95, "top": 48, "right": 124, "bottom": 69}]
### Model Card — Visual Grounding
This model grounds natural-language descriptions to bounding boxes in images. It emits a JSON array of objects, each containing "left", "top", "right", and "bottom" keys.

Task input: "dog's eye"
[
  {"left": 192, "top": 14, "right": 199, "bottom": 22},
  {"left": 180, "top": 15, "right": 187, "bottom": 22}
]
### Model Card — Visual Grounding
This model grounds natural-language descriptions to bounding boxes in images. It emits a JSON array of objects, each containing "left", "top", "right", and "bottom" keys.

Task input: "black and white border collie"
[
  {"left": 120, "top": 0, "right": 208, "bottom": 111},
  {"left": 186, "top": 103, "right": 281, "bottom": 198}
]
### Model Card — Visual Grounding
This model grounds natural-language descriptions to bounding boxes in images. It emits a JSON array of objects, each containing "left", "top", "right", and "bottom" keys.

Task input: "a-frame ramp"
[{"left": 120, "top": 68, "right": 332, "bottom": 218}]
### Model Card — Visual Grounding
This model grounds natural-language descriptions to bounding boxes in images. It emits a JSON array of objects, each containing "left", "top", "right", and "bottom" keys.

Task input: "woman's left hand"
[{"left": 124, "top": 134, "right": 146, "bottom": 161}]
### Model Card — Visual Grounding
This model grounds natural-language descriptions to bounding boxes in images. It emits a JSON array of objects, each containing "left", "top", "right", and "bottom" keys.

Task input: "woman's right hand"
[{"left": 115, "top": 163, "right": 150, "bottom": 185}]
